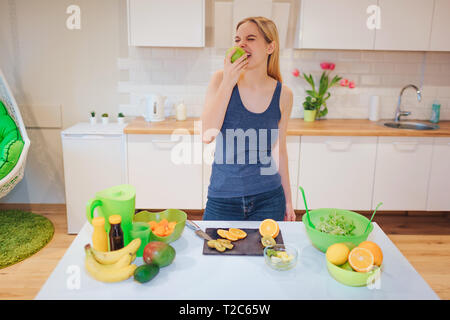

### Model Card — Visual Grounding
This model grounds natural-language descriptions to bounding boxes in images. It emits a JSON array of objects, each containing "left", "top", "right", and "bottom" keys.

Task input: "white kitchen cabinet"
[
  {"left": 202, "top": 136, "right": 300, "bottom": 210},
  {"left": 374, "top": 0, "right": 434, "bottom": 51},
  {"left": 127, "top": 0, "right": 205, "bottom": 47},
  {"left": 373, "top": 137, "right": 433, "bottom": 211},
  {"left": 61, "top": 123, "right": 127, "bottom": 234},
  {"left": 127, "top": 134, "right": 202, "bottom": 209},
  {"left": 287, "top": 136, "right": 300, "bottom": 209},
  {"left": 426, "top": 138, "right": 450, "bottom": 211},
  {"left": 296, "top": 0, "right": 377, "bottom": 50},
  {"left": 297, "top": 136, "right": 377, "bottom": 211},
  {"left": 429, "top": 0, "right": 450, "bottom": 51}
]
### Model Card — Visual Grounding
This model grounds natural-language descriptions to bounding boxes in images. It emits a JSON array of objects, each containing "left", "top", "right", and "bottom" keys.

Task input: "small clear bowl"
[{"left": 264, "top": 244, "right": 298, "bottom": 271}]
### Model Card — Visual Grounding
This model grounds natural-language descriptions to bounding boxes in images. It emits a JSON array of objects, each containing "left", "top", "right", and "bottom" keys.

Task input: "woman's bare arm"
[{"left": 200, "top": 49, "right": 248, "bottom": 144}]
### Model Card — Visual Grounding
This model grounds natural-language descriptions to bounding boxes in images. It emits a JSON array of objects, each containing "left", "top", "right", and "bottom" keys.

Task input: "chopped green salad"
[{"left": 316, "top": 211, "right": 356, "bottom": 236}]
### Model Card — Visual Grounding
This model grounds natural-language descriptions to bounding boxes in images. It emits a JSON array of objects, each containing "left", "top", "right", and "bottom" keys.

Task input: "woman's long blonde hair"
[{"left": 236, "top": 16, "right": 282, "bottom": 83}]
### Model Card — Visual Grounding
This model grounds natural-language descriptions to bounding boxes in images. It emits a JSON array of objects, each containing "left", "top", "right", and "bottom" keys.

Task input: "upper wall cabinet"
[
  {"left": 374, "top": 0, "right": 434, "bottom": 51},
  {"left": 429, "top": 0, "right": 450, "bottom": 51},
  {"left": 296, "top": 0, "right": 377, "bottom": 50},
  {"left": 296, "top": 0, "right": 449, "bottom": 51},
  {"left": 127, "top": 0, "right": 205, "bottom": 47}
]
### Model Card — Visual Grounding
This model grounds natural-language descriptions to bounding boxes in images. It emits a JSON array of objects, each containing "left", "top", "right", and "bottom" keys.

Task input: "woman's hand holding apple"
[{"left": 222, "top": 47, "right": 248, "bottom": 89}]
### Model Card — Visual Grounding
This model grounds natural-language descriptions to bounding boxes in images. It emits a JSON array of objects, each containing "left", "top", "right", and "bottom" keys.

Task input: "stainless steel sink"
[{"left": 382, "top": 121, "right": 440, "bottom": 130}]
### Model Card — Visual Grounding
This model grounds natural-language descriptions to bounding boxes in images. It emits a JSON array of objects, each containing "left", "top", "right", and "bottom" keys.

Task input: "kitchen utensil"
[
  {"left": 299, "top": 186, "right": 315, "bottom": 229},
  {"left": 143, "top": 94, "right": 167, "bottom": 122},
  {"left": 86, "top": 184, "right": 136, "bottom": 246},
  {"left": 302, "top": 208, "right": 373, "bottom": 253},
  {"left": 130, "top": 222, "right": 151, "bottom": 257},
  {"left": 133, "top": 209, "right": 187, "bottom": 243},
  {"left": 264, "top": 244, "right": 298, "bottom": 271},
  {"left": 364, "top": 202, "right": 382, "bottom": 234},
  {"left": 186, "top": 220, "right": 213, "bottom": 241},
  {"left": 202, "top": 228, "right": 284, "bottom": 256},
  {"left": 326, "top": 250, "right": 382, "bottom": 287}
]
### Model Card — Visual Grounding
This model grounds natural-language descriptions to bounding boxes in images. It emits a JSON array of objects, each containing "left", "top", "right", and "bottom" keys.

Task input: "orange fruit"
[
  {"left": 148, "top": 221, "right": 158, "bottom": 230},
  {"left": 348, "top": 247, "right": 374, "bottom": 273},
  {"left": 228, "top": 228, "right": 247, "bottom": 239},
  {"left": 217, "top": 229, "right": 238, "bottom": 241},
  {"left": 358, "top": 241, "right": 383, "bottom": 266},
  {"left": 259, "top": 219, "right": 279, "bottom": 238}
]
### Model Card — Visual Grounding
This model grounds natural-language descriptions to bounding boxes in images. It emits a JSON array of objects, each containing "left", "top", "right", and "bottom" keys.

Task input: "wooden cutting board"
[{"left": 202, "top": 228, "right": 284, "bottom": 256}]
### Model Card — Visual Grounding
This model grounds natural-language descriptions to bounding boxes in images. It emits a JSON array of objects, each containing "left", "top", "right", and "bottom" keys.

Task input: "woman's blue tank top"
[{"left": 207, "top": 80, "right": 282, "bottom": 198}]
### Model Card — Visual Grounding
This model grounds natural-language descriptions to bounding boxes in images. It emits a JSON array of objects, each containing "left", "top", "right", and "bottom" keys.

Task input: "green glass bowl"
[
  {"left": 302, "top": 208, "right": 373, "bottom": 253},
  {"left": 326, "top": 258, "right": 382, "bottom": 287},
  {"left": 133, "top": 209, "right": 187, "bottom": 243}
]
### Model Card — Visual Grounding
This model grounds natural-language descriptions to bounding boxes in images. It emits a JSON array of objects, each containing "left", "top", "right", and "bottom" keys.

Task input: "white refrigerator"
[{"left": 61, "top": 122, "right": 127, "bottom": 234}]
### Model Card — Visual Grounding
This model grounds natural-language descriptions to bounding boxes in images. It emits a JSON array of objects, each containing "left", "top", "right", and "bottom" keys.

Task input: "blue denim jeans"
[{"left": 203, "top": 185, "right": 286, "bottom": 221}]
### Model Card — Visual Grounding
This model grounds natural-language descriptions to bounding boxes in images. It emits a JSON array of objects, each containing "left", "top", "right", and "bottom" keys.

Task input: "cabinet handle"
[
  {"left": 325, "top": 140, "right": 352, "bottom": 151},
  {"left": 392, "top": 141, "right": 418, "bottom": 152}
]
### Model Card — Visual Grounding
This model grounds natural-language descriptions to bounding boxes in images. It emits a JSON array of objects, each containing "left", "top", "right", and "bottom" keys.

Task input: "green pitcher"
[{"left": 86, "top": 184, "right": 136, "bottom": 246}]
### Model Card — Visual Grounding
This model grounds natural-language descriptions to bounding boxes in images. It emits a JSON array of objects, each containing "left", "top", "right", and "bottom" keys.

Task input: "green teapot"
[{"left": 86, "top": 184, "right": 136, "bottom": 246}]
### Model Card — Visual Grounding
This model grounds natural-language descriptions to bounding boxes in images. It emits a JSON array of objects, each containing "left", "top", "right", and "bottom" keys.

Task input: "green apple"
[{"left": 226, "top": 46, "right": 246, "bottom": 63}]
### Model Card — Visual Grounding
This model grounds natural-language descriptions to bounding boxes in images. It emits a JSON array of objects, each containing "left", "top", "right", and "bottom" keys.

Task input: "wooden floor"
[{"left": 0, "top": 205, "right": 449, "bottom": 300}]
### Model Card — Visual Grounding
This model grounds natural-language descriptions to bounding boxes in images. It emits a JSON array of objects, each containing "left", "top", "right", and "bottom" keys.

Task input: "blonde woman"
[{"left": 201, "top": 17, "right": 295, "bottom": 222}]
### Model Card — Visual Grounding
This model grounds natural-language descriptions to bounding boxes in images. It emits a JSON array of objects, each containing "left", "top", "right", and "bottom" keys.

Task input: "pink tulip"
[
  {"left": 320, "top": 62, "right": 330, "bottom": 70},
  {"left": 340, "top": 79, "right": 349, "bottom": 87},
  {"left": 349, "top": 81, "right": 356, "bottom": 89},
  {"left": 328, "top": 63, "right": 335, "bottom": 70},
  {"left": 292, "top": 68, "right": 300, "bottom": 77}
]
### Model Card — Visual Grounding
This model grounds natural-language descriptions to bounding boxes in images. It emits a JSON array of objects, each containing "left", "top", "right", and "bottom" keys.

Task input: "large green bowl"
[
  {"left": 326, "top": 258, "right": 382, "bottom": 287},
  {"left": 302, "top": 208, "right": 373, "bottom": 253},
  {"left": 133, "top": 209, "right": 187, "bottom": 243}
]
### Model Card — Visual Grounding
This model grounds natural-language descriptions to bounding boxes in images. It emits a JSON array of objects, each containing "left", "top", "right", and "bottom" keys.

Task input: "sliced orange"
[
  {"left": 259, "top": 219, "right": 279, "bottom": 238},
  {"left": 358, "top": 241, "right": 383, "bottom": 266},
  {"left": 348, "top": 247, "right": 374, "bottom": 273},
  {"left": 168, "top": 221, "right": 177, "bottom": 229},
  {"left": 217, "top": 229, "right": 238, "bottom": 241},
  {"left": 148, "top": 221, "right": 158, "bottom": 230},
  {"left": 228, "top": 228, "right": 247, "bottom": 239}
]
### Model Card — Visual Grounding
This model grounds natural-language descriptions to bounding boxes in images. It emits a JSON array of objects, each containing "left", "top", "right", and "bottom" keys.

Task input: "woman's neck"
[{"left": 238, "top": 66, "right": 273, "bottom": 89}]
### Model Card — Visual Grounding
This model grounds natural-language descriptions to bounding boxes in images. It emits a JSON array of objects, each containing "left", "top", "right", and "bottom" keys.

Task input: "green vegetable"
[
  {"left": 316, "top": 211, "right": 356, "bottom": 236},
  {"left": 266, "top": 249, "right": 278, "bottom": 258}
]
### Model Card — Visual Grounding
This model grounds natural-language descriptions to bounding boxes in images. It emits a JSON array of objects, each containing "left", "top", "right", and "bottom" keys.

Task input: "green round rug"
[{"left": 0, "top": 210, "right": 54, "bottom": 269}]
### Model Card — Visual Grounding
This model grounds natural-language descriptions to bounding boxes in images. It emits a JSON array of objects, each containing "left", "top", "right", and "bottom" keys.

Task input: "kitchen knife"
[{"left": 186, "top": 220, "right": 213, "bottom": 241}]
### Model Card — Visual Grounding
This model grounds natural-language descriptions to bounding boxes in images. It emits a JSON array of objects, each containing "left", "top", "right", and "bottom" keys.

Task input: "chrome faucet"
[{"left": 394, "top": 84, "right": 422, "bottom": 122}]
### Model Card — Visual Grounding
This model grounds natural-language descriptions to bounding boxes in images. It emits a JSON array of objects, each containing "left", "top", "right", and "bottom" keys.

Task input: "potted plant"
[
  {"left": 293, "top": 63, "right": 354, "bottom": 121},
  {"left": 89, "top": 111, "right": 96, "bottom": 124},
  {"left": 117, "top": 112, "right": 125, "bottom": 124},
  {"left": 101, "top": 113, "right": 109, "bottom": 124}
]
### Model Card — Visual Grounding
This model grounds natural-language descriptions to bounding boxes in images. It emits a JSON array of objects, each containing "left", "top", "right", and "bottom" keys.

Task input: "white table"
[{"left": 36, "top": 221, "right": 439, "bottom": 300}]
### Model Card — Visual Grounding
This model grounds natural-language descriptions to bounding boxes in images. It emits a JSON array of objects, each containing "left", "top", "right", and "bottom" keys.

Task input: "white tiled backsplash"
[{"left": 118, "top": 47, "right": 450, "bottom": 120}]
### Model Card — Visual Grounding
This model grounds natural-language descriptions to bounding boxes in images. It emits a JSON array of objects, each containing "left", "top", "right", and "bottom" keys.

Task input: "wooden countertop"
[{"left": 124, "top": 116, "right": 450, "bottom": 137}]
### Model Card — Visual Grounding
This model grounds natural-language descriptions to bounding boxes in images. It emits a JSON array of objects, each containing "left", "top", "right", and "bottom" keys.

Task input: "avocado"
[{"left": 134, "top": 264, "right": 159, "bottom": 283}]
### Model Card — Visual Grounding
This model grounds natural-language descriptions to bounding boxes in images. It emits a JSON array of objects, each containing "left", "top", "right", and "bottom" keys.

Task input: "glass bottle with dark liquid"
[{"left": 108, "top": 215, "right": 124, "bottom": 251}]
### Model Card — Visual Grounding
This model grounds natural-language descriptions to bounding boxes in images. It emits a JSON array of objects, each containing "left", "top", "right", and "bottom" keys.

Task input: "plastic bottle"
[
  {"left": 430, "top": 100, "right": 440, "bottom": 124},
  {"left": 109, "top": 215, "right": 124, "bottom": 251},
  {"left": 92, "top": 217, "right": 108, "bottom": 252},
  {"left": 176, "top": 101, "right": 187, "bottom": 121}
]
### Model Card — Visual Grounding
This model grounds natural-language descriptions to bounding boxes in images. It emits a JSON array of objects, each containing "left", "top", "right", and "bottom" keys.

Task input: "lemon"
[
  {"left": 326, "top": 243, "right": 350, "bottom": 266},
  {"left": 277, "top": 251, "right": 289, "bottom": 259},
  {"left": 261, "top": 236, "right": 276, "bottom": 248}
]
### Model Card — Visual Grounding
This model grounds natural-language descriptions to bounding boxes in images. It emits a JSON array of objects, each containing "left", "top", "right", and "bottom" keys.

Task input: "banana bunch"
[{"left": 84, "top": 238, "right": 141, "bottom": 283}]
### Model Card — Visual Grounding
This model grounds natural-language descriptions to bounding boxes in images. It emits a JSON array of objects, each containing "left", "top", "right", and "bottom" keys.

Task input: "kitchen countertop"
[
  {"left": 35, "top": 221, "right": 438, "bottom": 300},
  {"left": 124, "top": 117, "right": 450, "bottom": 137}
]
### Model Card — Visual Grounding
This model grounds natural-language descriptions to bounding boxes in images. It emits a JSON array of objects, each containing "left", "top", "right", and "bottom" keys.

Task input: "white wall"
[
  {"left": 0, "top": 0, "right": 123, "bottom": 203},
  {"left": 1, "top": 0, "right": 449, "bottom": 204}
]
